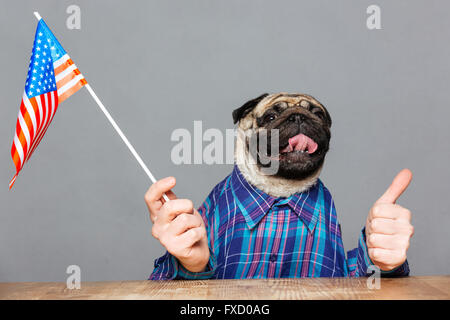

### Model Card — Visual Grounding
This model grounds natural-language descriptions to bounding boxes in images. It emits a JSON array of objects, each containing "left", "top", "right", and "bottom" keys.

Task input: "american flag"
[{"left": 10, "top": 18, "right": 86, "bottom": 188}]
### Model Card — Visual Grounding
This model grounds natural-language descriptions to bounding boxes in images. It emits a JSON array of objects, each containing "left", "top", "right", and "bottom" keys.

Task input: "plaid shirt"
[{"left": 150, "top": 165, "right": 409, "bottom": 280}]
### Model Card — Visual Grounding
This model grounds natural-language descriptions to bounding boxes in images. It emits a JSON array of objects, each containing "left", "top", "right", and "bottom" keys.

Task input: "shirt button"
[{"left": 269, "top": 253, "right": 277, "bottom": 263}]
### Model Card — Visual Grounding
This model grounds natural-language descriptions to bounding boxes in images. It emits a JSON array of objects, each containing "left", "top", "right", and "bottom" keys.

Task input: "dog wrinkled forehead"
[
  {"left": 253, "top": 93, "right": 325, "bottom": 118},
  {"left": 233, "top": 92, "right": 329, "bottom": 129}
]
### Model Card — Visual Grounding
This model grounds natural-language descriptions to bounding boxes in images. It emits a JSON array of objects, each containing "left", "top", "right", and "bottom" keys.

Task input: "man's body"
[{"left": 145, "top": 93, "right": 414, "bottom": 279}]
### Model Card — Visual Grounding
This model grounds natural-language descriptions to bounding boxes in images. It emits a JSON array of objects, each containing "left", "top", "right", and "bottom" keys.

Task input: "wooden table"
[{"left": 0, "top": 276, "right": 448, "bottom": 300}]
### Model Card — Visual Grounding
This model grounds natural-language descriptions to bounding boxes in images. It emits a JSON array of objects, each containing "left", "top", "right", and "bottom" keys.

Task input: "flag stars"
[{"left": 25, "top": 26, "right": 63, "bottom": 98}]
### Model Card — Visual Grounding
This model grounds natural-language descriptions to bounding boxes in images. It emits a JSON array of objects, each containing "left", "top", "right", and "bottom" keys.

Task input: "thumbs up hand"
[{"left": 365, "top": 169, "right": 415, "bottom": 271}]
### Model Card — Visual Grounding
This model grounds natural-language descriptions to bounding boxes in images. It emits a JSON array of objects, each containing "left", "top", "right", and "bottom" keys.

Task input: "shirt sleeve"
[
  {"left": 346, "top": 227, "right": 410, "bottom": 277},
  {"left": 148, "top": 250, "right": 217, "bottom": 280},
  {"left": 149, "top": 188, "right": 218, "bottom": 280}
]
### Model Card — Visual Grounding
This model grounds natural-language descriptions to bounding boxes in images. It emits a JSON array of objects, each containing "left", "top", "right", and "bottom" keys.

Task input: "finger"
[
  {"left": 168, "top": 213, "right": 202, "bottom": 236},
  {"left": 368, "top": 248, "right": 406, "bottom": 268},
  {"left": 366, "top": 233, "right": 409, "bottom": 250},
  {"left": 376, "top": 169, "right": 412, "bottom": 204},
  {"left": 368, "top": 218, "right": 397, "bottom": 235},
  {"left": 177, "top": 226, "right": 206, "bottom": 248},
  {"left": 369, "top": 203, "right": 411, "bottom": 221},
  {"left": 158, "top": 199, "right": 195, "bottom": 224},
  {"left": 369, "top": 218, "right": 413, "bottom": 235},
  {"left": 160, "top": 190, "right": 177, "bottom": 205},
  {"left": 145, "top": 177, "right": 177, "bottom": 215},
  {"left": 150, "top": 190, "right": 178, "bottom": 223}
]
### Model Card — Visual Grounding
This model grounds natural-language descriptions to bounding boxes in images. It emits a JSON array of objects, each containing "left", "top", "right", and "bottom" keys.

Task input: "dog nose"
[{"left": 288, "top": 113, "right": 306, "bottom": 122}]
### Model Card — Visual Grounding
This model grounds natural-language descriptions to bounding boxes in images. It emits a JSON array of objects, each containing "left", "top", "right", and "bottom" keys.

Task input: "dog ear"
[{"left": 232, "top": 93, "right": 269, "bottom": 124}]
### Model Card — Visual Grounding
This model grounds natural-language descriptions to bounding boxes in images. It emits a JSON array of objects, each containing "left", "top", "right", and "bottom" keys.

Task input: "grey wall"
[{"left": 0, "top": 0, "right": 448, "bottom": 282}]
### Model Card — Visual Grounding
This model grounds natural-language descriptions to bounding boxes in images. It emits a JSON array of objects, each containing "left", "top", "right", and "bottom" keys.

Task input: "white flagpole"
[
  {"left": 33, "top": 12, "right": 170, "bottom": 202},
  {"left": 33, "top": 11, "right": 42, "bottom": 20}
]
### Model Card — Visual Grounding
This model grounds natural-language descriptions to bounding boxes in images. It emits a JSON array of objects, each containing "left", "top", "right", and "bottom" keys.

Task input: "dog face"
[{"left": 233, "top": 93, "right": 332, "bottom": 184}]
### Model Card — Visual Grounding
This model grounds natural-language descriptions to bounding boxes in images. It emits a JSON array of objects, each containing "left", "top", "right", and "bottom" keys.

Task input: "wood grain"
[{"left": 0, "top": 276, "right": 448, "bottom": 300}]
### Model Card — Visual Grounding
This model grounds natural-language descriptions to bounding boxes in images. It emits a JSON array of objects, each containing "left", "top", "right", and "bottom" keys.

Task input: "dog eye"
[
  {"left": 313, "top": 110, "right": 325, "bottom": 120},
  {"left": 264, "top": 114, "right": 277, "bottom": 122}
]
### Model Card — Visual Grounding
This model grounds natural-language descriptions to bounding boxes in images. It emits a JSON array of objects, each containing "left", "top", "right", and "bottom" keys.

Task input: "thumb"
[{"left": 376, "top": 169, "right": 413, "bottom": 204}]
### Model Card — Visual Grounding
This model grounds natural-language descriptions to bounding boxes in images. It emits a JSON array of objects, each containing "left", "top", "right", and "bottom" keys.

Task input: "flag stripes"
[
  {"left": 24, "top": 92, "right": 58, "bottom": 164},
  {"left": 10, "top": 91, "right": 58, "bottom": 188},
  {"left": 54, "top": 54, "right": 87, "bottom": 103}
]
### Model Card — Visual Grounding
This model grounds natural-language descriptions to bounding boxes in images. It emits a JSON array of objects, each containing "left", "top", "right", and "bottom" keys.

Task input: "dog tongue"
[{"left": 281, "top": 133, "right": 318, "bottom": 154}]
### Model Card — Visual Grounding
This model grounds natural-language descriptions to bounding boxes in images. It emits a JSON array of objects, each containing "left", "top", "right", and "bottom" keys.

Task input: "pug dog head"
[{"left": 233, "top": 93, "right": 332, "bottom": 197}]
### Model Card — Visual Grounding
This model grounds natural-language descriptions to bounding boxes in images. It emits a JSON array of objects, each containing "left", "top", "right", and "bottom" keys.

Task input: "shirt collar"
[{"left": 230, "top": 165, "right": 323, "bottom": 233}]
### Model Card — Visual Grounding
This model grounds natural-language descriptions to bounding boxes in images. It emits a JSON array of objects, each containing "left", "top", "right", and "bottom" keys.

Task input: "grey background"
[{"left": 0, "top": 0, "right": 448, "bottom": 282}]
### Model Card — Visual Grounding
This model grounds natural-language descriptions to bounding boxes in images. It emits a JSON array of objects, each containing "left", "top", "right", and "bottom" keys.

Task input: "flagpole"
[{"left": 33, "top": 11, "right": 170, "bottom": 202}]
